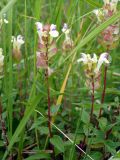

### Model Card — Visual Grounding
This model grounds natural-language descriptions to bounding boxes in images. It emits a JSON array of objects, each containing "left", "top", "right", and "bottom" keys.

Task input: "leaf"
[
  {"left": 89, "top": 152, "right": 103, "bottom": 160},
  {"left": 0, "top": 0, "right": 17, "bottom": 17},
  {"left": 24, "top": 153, "right": 50, "bottom": 160},
  {"left": 50, "top": 135, "right": 65, "bottom": 153},
  {"left": 85, "top": 0, "right": 102, "bottom": 8},
  {"left": 39, "top": 127, "right": 49, "bottom": 135},
  {"left": 104, "top": 140, "right": 117, "bottom": 155},
  {"left": 99, "top": 117, "right": 107, "bottom": 131},
  {"left": 2, "top": 93, "right": 41, "bottom": 160},
  {"left": 81, "top": 109, "right": 90, "bottom": 124}
]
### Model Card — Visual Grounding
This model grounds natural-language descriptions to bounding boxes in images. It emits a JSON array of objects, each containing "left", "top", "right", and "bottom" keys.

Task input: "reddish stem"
[
  {"left": 90, "top": 78, "right": 95, "bottom": 122},
  {"left": 98, "top": 66, "right": 108, "bottom": 118}
]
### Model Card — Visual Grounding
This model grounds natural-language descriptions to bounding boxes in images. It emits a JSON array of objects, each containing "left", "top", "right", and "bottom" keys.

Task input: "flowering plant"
[
  {"left": 77, "top": 53, "right": 109, "bottom": 89},
  {"left": 62, "top": 23, "right": 73, "bottom": 51},
  {"left": 35, "top": 22, "right": 59, "bottom": 74},
  {"left": 93, "top": 0, "right": 120, "bottom": 49}
]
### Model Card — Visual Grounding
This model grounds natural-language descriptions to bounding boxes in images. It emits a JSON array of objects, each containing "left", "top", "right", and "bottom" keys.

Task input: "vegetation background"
[{"left": 0, "top": 0, "right": 120, "bottom": 160}]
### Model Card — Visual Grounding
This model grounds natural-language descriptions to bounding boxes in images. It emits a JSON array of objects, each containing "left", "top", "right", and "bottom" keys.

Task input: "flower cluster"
[
  {"left": 93, "top": 0, "right": 120, "bottom": 49},
  {"left": 0, "top": 48, "right": 4, "bottom": 74},
  {"left": 62, "top": 23, "right": 73, "bottom": 51},
  {"left": 11, "top": 35, "right": 24, "bottom": 63},
  {"left": 35, "top": 22, "right": 59, "bottom": 75},
  {"left": 77, "top": 53, "right": 109, "bottom": 89}
]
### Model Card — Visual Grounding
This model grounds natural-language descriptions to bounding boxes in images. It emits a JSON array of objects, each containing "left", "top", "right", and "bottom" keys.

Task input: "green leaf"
[
  {"left": 24, "top": 153, "right": 50, "bottom": 160},
  {"left": 81, "top": 109, "right": 90, "bottom": 124},
  {"left": 85, "top": 0, "right": 102, "bottom": 8},
  {"left": 99, "top": 117, "right": 107, "bottom": 131},
  {"left": 50, "top": 135, "right": 65, "bottom": 153},
  {"left": 104, "top": 140, "right": 117, "bottom": 155},
  {"left": 90, "top": 152, "right": 103, "bottom": 160},
  {"left": 39, "top": 127, "right": 49, "bottom": 135},
  {"left": 0, "top": 0, "right": 17, "bottom": 17}
]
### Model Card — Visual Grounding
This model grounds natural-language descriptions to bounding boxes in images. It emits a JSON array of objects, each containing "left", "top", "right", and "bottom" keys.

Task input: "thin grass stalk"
[
  {"left": 7, "top": 7, "right": 13, "bottom": 139},
  {"left": 17, "top": 0, "right": 28, "bottom": 157},
  {"left": 33, "top": 0, "right": 42, "bottom": 148},
  {"left": 90, "top": 77, "right": 95, "bottom": 122},
  {"left": 24, "top": 0, "right": 28, "bottom": 96}
]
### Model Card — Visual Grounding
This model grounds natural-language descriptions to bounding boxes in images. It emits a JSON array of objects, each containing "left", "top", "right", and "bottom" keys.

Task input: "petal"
[
  {"left": 3, "top": 19, "right": 8, "bottom": 23},
  {"left": 17, "top": 35, "right": 24, "bottom": 44},
  {"left": 77, "top": 53, "right": 87, "bottom": 63},
  {"left": 93, "top": 9, "right": 99, "bottom": 16},
  {"left": 35, "top": 22, "right": 43, "bottom": 31},
  {"left": 49, "top": 30, "right": 59, "bottom": 37},
  {"left": 92, "top": 53, "right": 98, "bottom": 63},
  {"left": 103, "top": 0, "right": 110, "bottom": 5},
  {"left": 96, "top": 52, "right": 109, "bottom": 72},
  {"left": 50, "top": 24, "right": 56, "bottom": 30},
  {"left": 77, "top": 58, "right": 84, "bottom": 63},
  {"left": 62, "top": 23, "right": 68, "bottom": 33}
]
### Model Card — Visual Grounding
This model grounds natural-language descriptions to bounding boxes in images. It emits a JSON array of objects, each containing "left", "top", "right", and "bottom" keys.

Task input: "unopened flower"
[
  {"left": 11, "top": 35, "right": 24, "bottom": 63},
  {"left": 0, "top": 48, "right": 4, "bottom": 73},
  {"left": 62, "top": 23, "right": 74, "bottom": 51},
  {"left": 77, "top": 53, "right": 109, "bottom": 89}
]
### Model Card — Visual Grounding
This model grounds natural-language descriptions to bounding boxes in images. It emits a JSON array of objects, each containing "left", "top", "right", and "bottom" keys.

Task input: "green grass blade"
[{"left": 0, "top": 0, "right": 17, "bottom": 17}]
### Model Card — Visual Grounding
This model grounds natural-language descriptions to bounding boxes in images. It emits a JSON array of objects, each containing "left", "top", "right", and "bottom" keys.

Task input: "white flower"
[
  {"left": 35, "top": 22, "right": 43, "bottom": 39},
  {"left": 0, "top": 48, "right": 4, "bottom": 73},
  {"left": 62, "top": 23, "right": 72, "bottom": 41},
  {"left": 93, "top": 9, "right": 104, "bottom": 22},
  {"left": 62, "top": 23, "right": 68, "bottom": 33},
  {"left": 104, "top": 0, "right": 119, "bottom": 12},
  {"left": 95, "top": 52, "right": 109, "bottom": 73},
  {"left": 35, "top": 22, "right": 43, "bottom": 31},
  {"left": 103, "top": 0, "right": 110, "bottom": 5},
  {"left": 77, "top": 53, "right": 110, "bottom": 74},
  {"left": 11, "top": 35, "right": 24, "bottom": 50},
  {"left": 62, "top": 23, "right": 71, "bottom": 34},
  {"left": 3, "top": 19, "right": 8, "bottom": 24},
  {"left": 49, "top": 24, "right": 59, "bottom": 38},
  {"left": 35, "top": 22, "right": 59, "bottom": 38}
]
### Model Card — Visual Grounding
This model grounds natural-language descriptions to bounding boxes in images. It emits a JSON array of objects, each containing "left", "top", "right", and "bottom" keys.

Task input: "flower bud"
[{"left": 11, "top": 35, "right": 24, "bottom": 63}]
